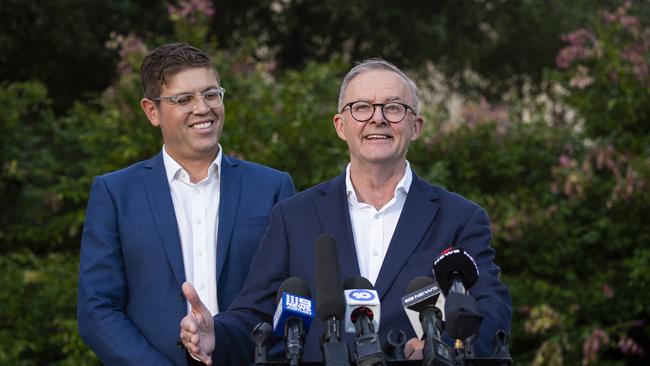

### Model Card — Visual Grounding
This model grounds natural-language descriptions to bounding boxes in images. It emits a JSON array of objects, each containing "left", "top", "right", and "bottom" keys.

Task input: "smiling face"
[
  {"left": 333, "top": 69, "right": 423, "bottom": 170},
  {"left": 141, "top": 67, "right": 224, "bottom": 164}
]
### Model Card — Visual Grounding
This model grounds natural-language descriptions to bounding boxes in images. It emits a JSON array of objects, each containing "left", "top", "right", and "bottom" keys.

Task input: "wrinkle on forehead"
[{"left": 344, "top": 70, "right": 412, "bottom": 104}]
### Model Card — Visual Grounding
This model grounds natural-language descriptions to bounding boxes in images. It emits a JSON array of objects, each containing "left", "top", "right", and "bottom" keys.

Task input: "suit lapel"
[
  {"left": 374, "top": 173, "right": 440, "bottom": 299},
  {"left": 141, "top": 153, "right": 185, "bottom": 284},
  {"left": 216, "top": 155, "right": 241, "bottom": 280},
  {"left": 314, "top": 173, "right": 361, "bottom": 283}
]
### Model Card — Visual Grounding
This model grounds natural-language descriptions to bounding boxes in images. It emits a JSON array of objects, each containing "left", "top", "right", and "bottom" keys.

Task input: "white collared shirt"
[
  {"left": 346, "top": 161, "right": 412, "bottom": 285},
  {"left": 163, "top": 145, "right": 222, "bottom": 316}
]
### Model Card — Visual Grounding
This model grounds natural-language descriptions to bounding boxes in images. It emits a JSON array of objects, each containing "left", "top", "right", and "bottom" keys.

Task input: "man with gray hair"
[{"left": 180, "top": 58, "right": 512, "bottom": 364}]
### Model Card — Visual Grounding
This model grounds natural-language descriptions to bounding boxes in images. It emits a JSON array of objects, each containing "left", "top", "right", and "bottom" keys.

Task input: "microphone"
[
  {"left": 432, "top": 247, "right": 479, "bottom": 295},
  {"left": 402, "top": 276, "right": 453, "bottom": 366},
  {"left": 343, "top": 276, "right": 385, "bottom": 366},
  {"left": 432, "top": 248, "right": 483, "bottom": 355},
  {"left": 273, "top": 277, "right": 315, "bottom": 366},
  {"left": 315, "top": 234, "right": 350, "bottom": 365}
]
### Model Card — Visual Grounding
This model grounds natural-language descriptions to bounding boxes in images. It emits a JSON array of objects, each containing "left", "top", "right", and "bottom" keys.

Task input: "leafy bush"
[
  {"left": 0, "top": 250, "right": 99, "bottom": 365},
  {"left": 1, "top": 1, "right": 648, "bottom": 365}
]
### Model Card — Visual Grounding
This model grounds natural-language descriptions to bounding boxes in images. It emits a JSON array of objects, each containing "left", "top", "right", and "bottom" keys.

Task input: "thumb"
[
  {"left": 404, "top": 337, "right": 422, "bottom": 359},
  {"left": 182, "top": 282, "right": 207, "bottom": 314}
]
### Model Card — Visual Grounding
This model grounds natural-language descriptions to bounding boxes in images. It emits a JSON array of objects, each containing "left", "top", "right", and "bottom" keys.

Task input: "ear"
[
  {"left": 410, "top": 115, "right": 424, "bottom": 141},
  {"left": 140, "top": 98, "right": 161, "bottom": 127},
  {"left": 332, "top": 113, "right": 347, "bottom": 141},
  {"left": 333, "top": 113, "right": 347, "bottom": 141}
]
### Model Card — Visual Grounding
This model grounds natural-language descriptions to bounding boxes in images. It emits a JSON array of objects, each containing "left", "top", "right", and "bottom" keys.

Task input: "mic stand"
[
  {"left": 463, "top": 330, "right": 513, "bottom": 366},
  {"left": 251, "top": 322, "right": 272, "bottom": 364},
  {"left": 420, "top": 307, "right": 454, "bottom": 366},
  {"left": 321, "top": 317, "right": 350, "bottom": 366},
  {"left": 385, "top": 330, "right": 407, "bottom": 361},
  {"left": 285, "top": 318, "right": 306, "bottom": 366},
  {"left": 352, "top": 314, "right": 386, "bottom": 366}
]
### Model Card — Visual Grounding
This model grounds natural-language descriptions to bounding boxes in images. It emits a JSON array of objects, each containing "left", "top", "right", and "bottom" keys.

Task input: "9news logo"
[{"left": 348, "top": 289, "right": 376, "bottom": 301}]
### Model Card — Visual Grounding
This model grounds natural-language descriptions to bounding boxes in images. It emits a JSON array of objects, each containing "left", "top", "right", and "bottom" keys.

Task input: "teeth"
[
  {"left": 191, "top": 121, "right": 212, "bottom": 129},
  {"left": 365, "top": 134, "right": 390, "bottom": 139}
]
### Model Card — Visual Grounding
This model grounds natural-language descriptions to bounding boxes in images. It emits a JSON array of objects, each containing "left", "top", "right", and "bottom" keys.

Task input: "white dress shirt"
[
  {"left": 163, "top": 145, "right": 222, "bottom": 316},
  {"left": 346, "top": 161, "right": 412, "bottom": 285}
]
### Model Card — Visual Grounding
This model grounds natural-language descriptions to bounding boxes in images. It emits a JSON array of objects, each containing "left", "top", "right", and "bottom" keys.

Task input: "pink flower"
[
  {"left": 602, "top": 284, "right": 614, "bottom": 298},
  {"left": 556, "top": 29, "right": 599, "bottom": 68},
  {"left": 559, "top": 154, "right": 573, "bottom": 168},
  {"left": 168, "top": 0, "right": 215, "bottom": 23},
  {"left": 618, "top": 337, "right": 646, "bottom": 356},
  {"left": 582, "top": 329, "right": 610, "bottom": 366}
]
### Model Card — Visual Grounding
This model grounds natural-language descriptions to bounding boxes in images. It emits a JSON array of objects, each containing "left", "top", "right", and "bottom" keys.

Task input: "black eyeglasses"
[{"left": 340, "top": 101, "right": 415, "bottom": 123}]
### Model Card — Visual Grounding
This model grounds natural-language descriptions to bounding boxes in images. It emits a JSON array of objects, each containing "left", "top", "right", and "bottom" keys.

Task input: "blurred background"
[{"left": 1, "top": 0, "right": 649, "bottom": 365}]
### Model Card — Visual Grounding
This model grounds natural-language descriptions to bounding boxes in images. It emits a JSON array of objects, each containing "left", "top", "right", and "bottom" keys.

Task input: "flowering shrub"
[{"left": 0, "top": 1, "right": 649, "bottom": 365}]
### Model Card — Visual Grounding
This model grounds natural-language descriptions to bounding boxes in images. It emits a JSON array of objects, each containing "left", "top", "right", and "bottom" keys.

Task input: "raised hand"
[{"left": 180, "top": 282, "right": 216, "bottom": 365}]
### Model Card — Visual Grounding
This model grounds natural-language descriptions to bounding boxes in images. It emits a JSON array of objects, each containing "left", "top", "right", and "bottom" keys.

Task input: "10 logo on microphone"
[{"left": 348, "top": 290, "right": 376, "bottom": 301}]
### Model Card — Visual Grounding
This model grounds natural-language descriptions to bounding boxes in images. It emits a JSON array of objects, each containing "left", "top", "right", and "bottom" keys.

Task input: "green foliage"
[
  {"left": 0, "top": 82, "right": 88, "bottom": 252},
  {"left": 220, "top": 57, "right": 349, "bottom": 189},
  {"left": 0, "top": 0, "right": 171, "bottom": 112},
  {"left": 0, "top": 250, "right": 99, "bottom": 365}
]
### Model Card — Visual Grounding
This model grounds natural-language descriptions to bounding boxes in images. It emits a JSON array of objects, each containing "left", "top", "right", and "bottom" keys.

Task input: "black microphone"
[
  {"left": 432, "top": 248, "right": 483, "bottom": 355},
  {"left": 315, "top": 234, "right": 350, "bottom": 366},
  {"left": 343, "top": 276, "right": 385, "bottom": 366},
  {"left": 432, "top": 247, "right": 479, "bottom": 296},
  {"left": 273, "top": 277, "right": 315, "bottom": 366},
  {"left": 402, "top": 276, "right": 453, "bottom": 366}
]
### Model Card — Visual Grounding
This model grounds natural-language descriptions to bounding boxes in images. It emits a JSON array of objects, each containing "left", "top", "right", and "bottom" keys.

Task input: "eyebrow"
[
  {"left": 352, "top": 96, "right": 404, "bottom": 103},
  {"left": 171, "top": 85, "right": 220, "bottom": 95}
]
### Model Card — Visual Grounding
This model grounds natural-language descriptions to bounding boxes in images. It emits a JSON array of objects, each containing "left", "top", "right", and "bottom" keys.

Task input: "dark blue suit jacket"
[
  {"left": 77, "top": 152, "right": 295, "bottom": 366},
  {"left": 211, "top": 170, "right": 512, "bottom": 364}
]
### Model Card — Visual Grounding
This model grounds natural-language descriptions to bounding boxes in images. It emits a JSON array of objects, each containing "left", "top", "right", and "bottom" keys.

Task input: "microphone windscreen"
[
  {"left": 343, "top": 276, "right": 373, "bottom": 290},
  {"left": 444, "top": 292, "right": 483, "bottom": 340},
  {"left": 273, "top": 277, "right": 315, "bottom": 336},
  {"left": 406, "top": 276, "right": 435, "bottom": 294},
  {"left": 432, "top": 248, "right": 479, "bottom": 294},
  {"left": 403, "top": 276, "right": 441, "bottom": 314},
  {"left": 402, "top": 276, "right": 441, "bottom": 338},
  {"left": 276, "top": 277, "right": 311, "bottom": 304},
  {"left": 315, "top": 234, "right": 346, "bottom": 321}
]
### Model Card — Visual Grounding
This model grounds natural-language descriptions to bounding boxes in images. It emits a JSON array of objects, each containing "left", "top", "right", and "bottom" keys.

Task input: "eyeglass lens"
[
  {"left": 350, "top": 102, "right": 407, "bottom": 123},
  {"left": 177, "top": 89, "right": 224, "bottom": 112}
]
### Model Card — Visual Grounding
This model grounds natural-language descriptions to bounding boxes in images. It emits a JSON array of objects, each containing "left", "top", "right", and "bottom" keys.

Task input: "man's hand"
[
  {"left": 180, "top": 282, "right": 215, "bottom": 365},
  {"left": 404, "top": 337, "right": 424, "bottom": 360}
]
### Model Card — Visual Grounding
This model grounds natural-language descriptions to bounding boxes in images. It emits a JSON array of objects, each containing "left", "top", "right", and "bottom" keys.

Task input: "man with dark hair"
[
  {"left": 77, "top": 43, "right": 295, "bottom": 365},
  {"left": 179, "top": 58, "right": 512, "bottom": 364}
]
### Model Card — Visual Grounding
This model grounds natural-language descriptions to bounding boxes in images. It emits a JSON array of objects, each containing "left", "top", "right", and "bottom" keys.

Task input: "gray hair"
[{"left": 337, "top": 58, "right": 420, "bottom": 114}]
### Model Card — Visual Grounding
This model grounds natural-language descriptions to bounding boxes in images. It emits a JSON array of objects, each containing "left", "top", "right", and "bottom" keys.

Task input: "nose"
[
  {"left": 370, "top": 105, "right": 387, "bottom": 124},
  {"left": 191, "top": 95, "right": 211, "bottom": 114}
]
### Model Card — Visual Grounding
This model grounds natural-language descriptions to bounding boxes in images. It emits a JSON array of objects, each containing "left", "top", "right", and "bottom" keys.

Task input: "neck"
[
  {"left": 167, "top": 147, "right": 218, "bottom": 183},
  {"left": 349, "top": 160, "right": 406, "bottom": 210}
]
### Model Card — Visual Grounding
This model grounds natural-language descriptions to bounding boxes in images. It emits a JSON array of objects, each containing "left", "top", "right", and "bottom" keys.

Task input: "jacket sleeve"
[
  {"left": 77, "top": 176, "right": 174, "bottom": 366},
  {"left": 210, "top": 201, "right": 292, "bottom": 364},
  {"left": 452, "top": 207, "right": 513, "bottom": 357}
]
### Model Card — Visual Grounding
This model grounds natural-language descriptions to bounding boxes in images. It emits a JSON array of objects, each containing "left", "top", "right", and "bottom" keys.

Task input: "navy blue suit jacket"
[
  {"left": 77, "top": 152, "right": 295, "bottom": 366},
  {"left": 211, "top": 170, "right": 512, "bottom": 364}
]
